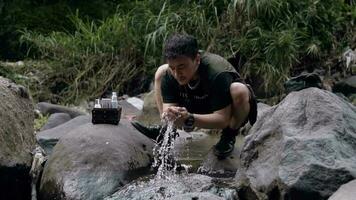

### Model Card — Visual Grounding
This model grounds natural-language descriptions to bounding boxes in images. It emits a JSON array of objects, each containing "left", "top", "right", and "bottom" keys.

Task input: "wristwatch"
[{"left": 183, "top": 113, "right": 195, "bottom": 132}]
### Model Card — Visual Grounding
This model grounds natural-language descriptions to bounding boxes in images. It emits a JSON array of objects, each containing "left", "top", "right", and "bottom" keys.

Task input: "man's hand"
[{"left": 162, "top": 106, "right": 189, "bottom": 127}]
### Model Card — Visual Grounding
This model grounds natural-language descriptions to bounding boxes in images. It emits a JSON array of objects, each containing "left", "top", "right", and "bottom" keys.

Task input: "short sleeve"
[
  {"left": 210, "top": 73, "right": 234, "bottom": 111},
  {"left": 161, "top": 72, "right": 179, "bottom": 103}
]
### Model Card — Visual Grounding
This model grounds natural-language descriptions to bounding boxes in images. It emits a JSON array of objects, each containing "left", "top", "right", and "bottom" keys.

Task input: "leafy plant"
[{"left": 17, "top": 0, "right": 355, "bottom": 102}]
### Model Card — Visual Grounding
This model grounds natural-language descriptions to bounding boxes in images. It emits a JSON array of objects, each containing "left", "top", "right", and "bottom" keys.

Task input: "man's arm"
[
  {"left": 154, "top": 64, "right": 169, "bottom": 114},
  {"left": 192, "top": 104, "right": 231, "bottom": 129},
  {"left": 168, "top": 104, "right": 231, "bottom": 129}
]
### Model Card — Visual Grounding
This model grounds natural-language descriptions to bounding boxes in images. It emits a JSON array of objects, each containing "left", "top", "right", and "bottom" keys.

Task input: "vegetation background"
[{"left": 0, "top": 0, "right": 355, "bottom": 105}]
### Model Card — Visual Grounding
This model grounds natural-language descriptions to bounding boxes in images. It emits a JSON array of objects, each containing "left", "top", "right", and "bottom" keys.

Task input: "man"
[{"left": 132, "top": 34, "right": 257, "bottom": 159}]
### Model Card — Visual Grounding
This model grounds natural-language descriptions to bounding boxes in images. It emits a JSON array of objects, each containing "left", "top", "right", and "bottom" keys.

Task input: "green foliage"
[
  {"left": 15, "top": 0, "right": 355, "bottom": 103},
  {"left": 34, "top": 113, "right": 49, "bottom": 133},
  {"left": 20, "top": 13, "right": 143, "bottom": 103},
  {"left": 220, "top": 0, "right": 355, "bottom": 93},
  {"left": 0, "top": 0, "right": 119, "bottom": 60}
]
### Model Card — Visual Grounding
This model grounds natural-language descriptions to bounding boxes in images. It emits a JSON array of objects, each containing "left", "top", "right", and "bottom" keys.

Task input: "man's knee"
[{"left": 230, "top": 82, "right": 249, "bottom": 105}]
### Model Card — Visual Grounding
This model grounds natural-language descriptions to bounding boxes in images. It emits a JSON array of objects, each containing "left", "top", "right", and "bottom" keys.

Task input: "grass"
[{"left": 16, "top": 0, "right": 355, "bottom": 103}]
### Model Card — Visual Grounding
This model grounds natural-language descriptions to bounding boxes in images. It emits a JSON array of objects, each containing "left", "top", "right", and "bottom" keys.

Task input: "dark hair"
[{"left": 163, "top": 34, "right": 198, "bottom": 60}]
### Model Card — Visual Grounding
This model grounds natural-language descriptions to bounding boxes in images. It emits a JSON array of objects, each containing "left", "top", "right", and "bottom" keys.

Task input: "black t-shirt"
[{"left": 161, "top": 52, "right": 241, "bottom": 114}]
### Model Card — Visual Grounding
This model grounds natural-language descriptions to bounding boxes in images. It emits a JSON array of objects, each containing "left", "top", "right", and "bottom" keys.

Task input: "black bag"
[
  {"left": 284, "top": 72, "right": 323, "bottom": 93},
  {"left": 92, "top": 107, "right": 122, "bottom": 125}
]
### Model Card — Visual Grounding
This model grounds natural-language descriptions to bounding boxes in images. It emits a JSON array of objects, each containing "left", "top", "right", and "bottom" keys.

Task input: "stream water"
[{"left": 105, "top": 117, "right": 239, "bottom": 200}]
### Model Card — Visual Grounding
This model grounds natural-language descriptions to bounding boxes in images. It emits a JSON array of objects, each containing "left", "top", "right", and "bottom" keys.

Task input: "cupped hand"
[{"left": 162, "top": 106, "right": 189, "bottom": 126}]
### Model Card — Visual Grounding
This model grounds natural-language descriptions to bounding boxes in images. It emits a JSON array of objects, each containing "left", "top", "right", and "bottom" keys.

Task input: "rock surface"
[
  {"left": 328, "top": 179, "right": 356, "bottom": 200},
  {"left": 0, "top": 77, "right": 35, "bottom": 200},
  {"left": 105, "top": 174, "right": 238, "bottom": 200},
  {"left": 333, "top": 75, "right": 356, "bottom": 97},
  {"left": 240, "top": 103, "right": 271, "bottom": 135},
  {"left": 40, "top": 113, "right": 71, "bottom": 131},
  {"left": 119, "top": 99, "right": 141, "bottom": 119},
  {"left": 236, "top": 88, "right": 356, "bottom": 200},
  {"left": 36, "top": 115, "right": 90, "bottom": 155},
  {"left": 198, "top": 147, "right": 241, "bottom": 177},
  {"left": 37, "top": 99, "right": 142, "bottom": 155},
  {"left": 36, "top": 102, "right": 86, "bottom": 118},
  {"left": 39, "top": 120, "right": 154, "bottom": 200}
]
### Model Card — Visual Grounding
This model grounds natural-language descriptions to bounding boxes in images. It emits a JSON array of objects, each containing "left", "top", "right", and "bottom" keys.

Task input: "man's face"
[{"left": 167, "top": 54, "right": 200, "bottom": 85}]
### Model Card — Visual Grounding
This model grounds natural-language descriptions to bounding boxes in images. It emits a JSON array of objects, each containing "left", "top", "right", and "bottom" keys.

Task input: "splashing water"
[
  {"left": 153, "top": 113, "right": 180, "bottom": 179},
  {"left": 104, "top": 113, "right": 239, "bottom": 200}
]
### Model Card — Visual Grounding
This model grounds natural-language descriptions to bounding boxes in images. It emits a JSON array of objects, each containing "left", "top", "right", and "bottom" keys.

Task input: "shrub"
[{"left": 19, "top": 0, "right": 355, "bottom": 102}]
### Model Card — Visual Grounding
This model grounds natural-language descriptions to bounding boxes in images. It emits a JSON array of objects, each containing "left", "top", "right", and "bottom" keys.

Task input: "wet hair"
[{"left": 163, "top": 34, "right": 198, "bottom": 60}]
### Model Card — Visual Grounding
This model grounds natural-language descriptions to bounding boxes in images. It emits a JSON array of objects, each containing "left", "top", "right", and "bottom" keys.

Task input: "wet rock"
[
  {"left": 174, "top": 131, "right": 220, "bottom": 171},
  {"left": 36, "top": 115, "right": 90, "bottom": 155},
  {"left": 0, "top": 77, "right": 35, "bottom": 200},
  {"left": 236, "top": 88, "right": 356, "bottom": 200},
  {"left": 36, "top": 102, "right": 86, "bottom": 118},
  {"left": 105, "top": 173, "right": 238, "bottom": 200},
  {"left": 40, "top": 113, "right": 71, "bottom": 131},
  {"left": 328, "top": 179, "right": 356, "bottom": 200},
  {"left": 198, "top": 147, "right": 240, "bottom": 177},
  {"left": 39, "top": 120, "right": 154, "bottom": 200},
  {"left": 167, "top": 192, "right": 225, "bottom": 200}
]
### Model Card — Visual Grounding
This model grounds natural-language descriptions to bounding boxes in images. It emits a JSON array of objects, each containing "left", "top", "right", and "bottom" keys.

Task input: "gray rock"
[
  {"left": 105, "top": 173, "right": 237, "bottom": 200},
  {"left": 36, "top": 115, "right": 90, "bottom": 155},
  {"left": 240, "top": 103, "right": 271, "bottom": 135},
  {"left": 36, "top": 102, "right": 86, "bottom": 118},
  {"left": 40, "top": 113, "right": 71, "bottom": 131},
  {"left": 0, "top": 77, "right": 35, "bottom": 200},
  {"left": 167, "top": 192, "right": 225, "bottom": 200},
  {"left": 119, "top": 99, "right": 141, "bottom": 120},
  {"left": 236, "top": 88, "right": 356, "bottom": 200},
  {"left": 39, "top": 120, "right": 154, "bottom": 200},
  {"left": 333, "top": 75, "right": 356, "bottom": 96},
  {"left": 328, "top": 179, "right": 356, "bottom": 200}
]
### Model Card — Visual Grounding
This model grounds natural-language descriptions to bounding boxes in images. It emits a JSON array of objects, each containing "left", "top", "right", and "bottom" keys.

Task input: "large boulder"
[
  {"left": 40, "top": 113, "right": 72, "bottom": 131},
  {"left": 36, "top": 115, "right": 91, "bottom": 155},
  {"left": 36, "top": 102, "right": 86, "bottom": 118},
  {"left": 333, "top": 75, "right": 356, "bottom": 97},
  {"left": 236, "top": 88, "right": 356, "bottom": 200},
  {"left": 0, "top": 77, "right": 36, "bottom": 200},
  {"left": 328, "top": 179, "right": 356, "bottom": 200},
  {"left": 39, "top": 120, "right": 154, "bottom": 200}
]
